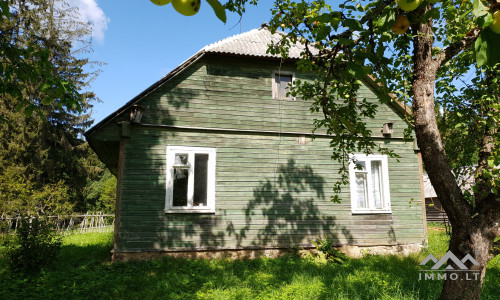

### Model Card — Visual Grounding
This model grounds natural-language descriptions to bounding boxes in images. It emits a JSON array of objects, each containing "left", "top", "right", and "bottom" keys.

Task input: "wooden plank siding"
[
  {"left": 117, "top": 127, "right": 424, "bottom": 252},
  {"left": 137, "top": 56, "right": 408, "bottom": 138},
  {"left": 91, "top": 54, "right": 424, "bottom": 253}
]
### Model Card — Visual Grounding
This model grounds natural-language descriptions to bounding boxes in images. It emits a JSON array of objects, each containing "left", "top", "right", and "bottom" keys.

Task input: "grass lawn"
[{"left": 0, "top": 229, "right": 499, "bottom": 299}]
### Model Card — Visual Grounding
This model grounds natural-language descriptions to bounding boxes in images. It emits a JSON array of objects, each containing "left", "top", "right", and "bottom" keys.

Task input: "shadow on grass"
[
  {"left": 1, "top": 231, "right": 498, "bottom": 300},
  {"left": 0, "top": 241, "right": 438, "bottom": 299}
]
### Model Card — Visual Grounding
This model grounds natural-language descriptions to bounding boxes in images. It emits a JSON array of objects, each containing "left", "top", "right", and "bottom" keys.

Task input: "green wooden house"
[{"left": 85, "top": 25, "right": 427, "bottom": 261}]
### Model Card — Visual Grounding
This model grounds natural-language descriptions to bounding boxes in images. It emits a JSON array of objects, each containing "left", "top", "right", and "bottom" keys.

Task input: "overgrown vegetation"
[
  {"left": 223, "top": 1, "right": 500, "bottom": 298},
  {"left": 0, "top": 229, "right": 498, "bottom": 299},
  {"left": 3, "top": 217, "right": 61, "bottom": 274},
  {"left": 311, "top": 237, "right": 348, "bottom": 264},
  {"left": 0, "top": 0, "right": 115, "bottom": 216},
  {"left": 491, "top": 238, "right": 500, "bottom": 256}
]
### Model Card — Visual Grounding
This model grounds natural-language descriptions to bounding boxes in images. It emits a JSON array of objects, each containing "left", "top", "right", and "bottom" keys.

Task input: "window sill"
[
  {"left": 164, "top": 209, "right": 216, "bottom": 214},
  {"left": 351, "top": 209, "right": 392, "bottom": 215}
]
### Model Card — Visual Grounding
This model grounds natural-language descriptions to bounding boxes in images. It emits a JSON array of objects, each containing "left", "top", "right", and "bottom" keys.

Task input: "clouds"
[{"left": 70, "top": 0, "right": 109, "bottom": 44}]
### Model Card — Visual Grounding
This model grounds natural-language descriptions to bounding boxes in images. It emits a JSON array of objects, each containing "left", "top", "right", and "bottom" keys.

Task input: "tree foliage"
[
  {"left": 0, "top": 0, "right": 90, "bottom": 119},
  {"left": 0, "top": 0, "right": 110, "bottom": 217},
  {"left": 84, "top": 167, "right": 117, "bottom": 214},
  {"left": 221, "top": 0, "right": 500, "bottom": 298}
]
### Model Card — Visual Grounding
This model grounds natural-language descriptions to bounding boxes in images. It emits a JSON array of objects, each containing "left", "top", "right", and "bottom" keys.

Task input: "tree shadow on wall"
[
  {"left": 138, "top": 63, "right": 206, "bottom": 131},
  {"left": 228, "top": 159, "right": 353, "bottom": 248}
]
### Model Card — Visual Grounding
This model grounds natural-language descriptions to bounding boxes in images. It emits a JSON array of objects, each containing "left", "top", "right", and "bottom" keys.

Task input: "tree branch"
[{"left": 434, "top": 27, "right": 482, "bottom": 67}]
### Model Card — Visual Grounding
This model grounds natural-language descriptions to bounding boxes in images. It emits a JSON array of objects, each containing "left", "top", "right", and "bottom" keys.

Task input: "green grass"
[{"left": 0, "top": 229, "right": 498, "bottom": 299}]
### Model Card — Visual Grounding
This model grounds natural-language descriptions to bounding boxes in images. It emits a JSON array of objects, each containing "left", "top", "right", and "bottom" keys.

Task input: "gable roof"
[
  {"left": 85, "top": 24, "right": 307, "bottom": 137},
  {"left": 85, "top": 24, "right": 409, "bottom": 138}
]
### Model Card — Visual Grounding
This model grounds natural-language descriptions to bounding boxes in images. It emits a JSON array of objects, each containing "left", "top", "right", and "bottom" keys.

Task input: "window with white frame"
[
  {"left": 349, "top": 154, "right": 391, "bottom": 214},
  {"left": 272, "top": 71, "right": 294, "bottom": 100},
  {"left": 165, "top": 146, "right": 216, "bottom": 213}
]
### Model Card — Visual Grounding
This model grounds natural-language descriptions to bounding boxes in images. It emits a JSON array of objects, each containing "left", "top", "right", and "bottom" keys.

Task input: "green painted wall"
[
  {"left": 118, "top": 128, "right": 424, "bottom": 251},
  {"left": 99, "top": 55, "right": 424, "bottom": 252},
  {"left": 138, "top": 55, "right": 408, "bottom": 138},
  {"left": 105, "top": 57, "right": 425, "bottom": 251}
]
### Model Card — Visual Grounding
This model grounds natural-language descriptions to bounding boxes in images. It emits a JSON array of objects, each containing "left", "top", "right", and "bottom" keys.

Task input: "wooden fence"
[{"left": 0, "top": 212, "right": 115, "bottom": 235}]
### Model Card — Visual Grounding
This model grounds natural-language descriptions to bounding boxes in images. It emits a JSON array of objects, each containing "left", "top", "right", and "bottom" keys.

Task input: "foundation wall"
[{"left": 112, "top": 243, "right": 424, "bottom": 262}]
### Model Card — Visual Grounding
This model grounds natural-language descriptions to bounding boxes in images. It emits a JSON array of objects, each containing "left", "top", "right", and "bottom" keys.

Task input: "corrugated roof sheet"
[{"left": 201, "top": 25, "right": 313, "bottom": 59}]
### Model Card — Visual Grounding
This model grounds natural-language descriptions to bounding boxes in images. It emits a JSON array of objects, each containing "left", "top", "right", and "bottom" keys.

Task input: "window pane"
[
  {"left": 193, "top": 154, "right": 208, "bottom": 207},
  {"left": 355, "top": 161, "right": 366, "bottom": 171},
  {"left": 173, "top": 168, "right": 188, "bottom": 206},
  {"left": 355, "top": 173, "right": 368, "bottom": 208},
  {"left": 371, "top": 161, "right": 383, "bottom": 209},
  {"left": 174, "top": 153, "right": 189, "bottom": 166},
  {"left": 276, "top": 74, "right": 292, "bottom": 99}
]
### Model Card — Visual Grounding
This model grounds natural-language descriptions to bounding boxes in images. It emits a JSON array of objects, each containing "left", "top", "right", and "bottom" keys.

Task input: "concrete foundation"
[{"left": 112, "top": 243, "right": 424, "bottom": 262}]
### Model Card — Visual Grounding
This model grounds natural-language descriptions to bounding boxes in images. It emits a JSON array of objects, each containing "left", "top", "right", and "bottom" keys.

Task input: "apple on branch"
[
  {"left": 172, "top": 0, "right": 201, "bottom": 16},
  {"left": 397, "top": 0, "right": 422, "bottom": 12},
  {"left": 391, "top": 15, "right": 410, "bottom": 34},
  {"left": 490, "top": 10, "right": 500, "bottom": 34}
]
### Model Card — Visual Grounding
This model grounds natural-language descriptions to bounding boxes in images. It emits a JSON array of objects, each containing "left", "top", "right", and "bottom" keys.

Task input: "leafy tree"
[
  {"left": 0, "top": 0, "right": 104, "bottom": 216},
  {"left": 84, "top": 167, "right": 117, "bottom": 214},
  {"left": 207, "top": 0, "right": 498, "bottom": 298},
  {"left": 0, "top": 0, "right": 87, "bottom": 118}
]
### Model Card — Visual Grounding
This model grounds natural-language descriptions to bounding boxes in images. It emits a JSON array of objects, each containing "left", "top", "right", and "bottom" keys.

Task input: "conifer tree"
[{"left": 0, "top": 0, "right": 107, "bottom": 216}]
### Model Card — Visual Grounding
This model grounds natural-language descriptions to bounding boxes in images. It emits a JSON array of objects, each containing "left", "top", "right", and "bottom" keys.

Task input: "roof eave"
[
  {"left": 85, "top": 50, "right": 411, "bottom": 139},
  {"left": 84, "top": 50, "right": 207, "bottom": 138},
  {"left": 361, "top": 74, "right": 412, "bottom": 118}
]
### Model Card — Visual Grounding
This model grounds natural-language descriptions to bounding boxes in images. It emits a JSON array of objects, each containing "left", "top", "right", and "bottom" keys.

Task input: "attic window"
[
  {"left": 165, "top": 146, "right": 216, "bottom": 213},
  {"left": 273, "top": 71, "right": 294, "bottom": 100}
]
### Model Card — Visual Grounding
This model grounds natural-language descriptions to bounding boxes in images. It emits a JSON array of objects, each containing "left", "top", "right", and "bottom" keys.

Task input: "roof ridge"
[
  {"left": 202, "top": 27, "right": 264, "bottom": 52},
  {"left": 201, "top": 24, "right": 288, "bottom": 53},
  {"left": 198, "top": 25, "right": 297, "bottom": 59}
]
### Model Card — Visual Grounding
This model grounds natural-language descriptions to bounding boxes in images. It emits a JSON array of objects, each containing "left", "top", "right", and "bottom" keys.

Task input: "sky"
[{"left": 73, "top": 0, "right": 276, "bottom": 126}]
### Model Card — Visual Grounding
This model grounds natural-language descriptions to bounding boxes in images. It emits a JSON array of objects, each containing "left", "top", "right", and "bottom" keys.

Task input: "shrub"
[
  {"left": 311, "top": 237, "right": 347, "bottom": 264},
  {"left": 4, "top": 216, "right": 62, "bottom": 274},
  {"left": 491, "top": 238, "right": 500, "bottom": 256}
]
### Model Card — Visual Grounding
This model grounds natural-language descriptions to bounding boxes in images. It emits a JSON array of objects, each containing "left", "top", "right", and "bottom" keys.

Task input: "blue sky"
[{"left": 82, "top": 1, "right": 276, "bottom": 125}]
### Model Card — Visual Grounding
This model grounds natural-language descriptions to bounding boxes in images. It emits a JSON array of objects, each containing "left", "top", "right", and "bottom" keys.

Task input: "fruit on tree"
[
  {"left": 150, "top": 0, "right": 172, "bottom": 5},
  {"left": 172, "top": 0, "right": 201, "bottom": 16},
  {"left": 397, "top": 0, "right": 422, "bottom": 12},
  {"left": 490, "top": 10, "right": 500, "bottom": 34},
  {"left": 391, "top": 15, "right": 410, "bottom": 34}
]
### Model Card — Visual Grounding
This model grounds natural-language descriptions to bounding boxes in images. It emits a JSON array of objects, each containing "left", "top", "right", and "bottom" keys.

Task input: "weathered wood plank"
[{"left": 110, "top": 57, "right": 424, "bottom": 252}]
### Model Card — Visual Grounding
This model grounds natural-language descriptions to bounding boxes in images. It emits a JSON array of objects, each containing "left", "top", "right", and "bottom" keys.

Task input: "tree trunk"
[
  {"left": 440, "top": 225, "right": 493, "bottom": 300},
  {"left": 409, "top": 6, "right": 496, "bottom": 300}
]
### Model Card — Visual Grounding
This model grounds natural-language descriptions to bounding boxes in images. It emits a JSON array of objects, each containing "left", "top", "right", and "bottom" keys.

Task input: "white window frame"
[
  {"left": 349, "top": 154, "right": 391, "bottom": 214},
  {"left": 272, "top": 70, "right": 295, "bottom": 100},
  {"left": 165, "top": 146, "right": 216, "bottom": 213}
]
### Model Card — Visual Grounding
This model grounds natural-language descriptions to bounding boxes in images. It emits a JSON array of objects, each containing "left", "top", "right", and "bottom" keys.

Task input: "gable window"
[
  {"left": 349, "top": 154, "right": 391, "bottom": 214},
  {"left": 272, "top": 71, "right": 294, "bottom": 100},
  {"left": 165, "top": 146, "right": 216, "bottom": 213}
]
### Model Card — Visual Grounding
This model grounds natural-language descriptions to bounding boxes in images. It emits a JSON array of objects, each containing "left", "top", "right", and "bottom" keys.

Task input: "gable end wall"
[{"left": 114, "top": 56, "right": 425, "bottom": 253}]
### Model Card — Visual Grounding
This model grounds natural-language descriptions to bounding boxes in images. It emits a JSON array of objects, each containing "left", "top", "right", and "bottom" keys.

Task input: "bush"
[
  {"left": 491, "top": 238, "right": 500, "bottom": 256},
  {"left": 4, "top": 216, "right": 62, "bottom": 274},
  {"left": 311, "top": 237, "right": 347, "bottom": 264}
]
